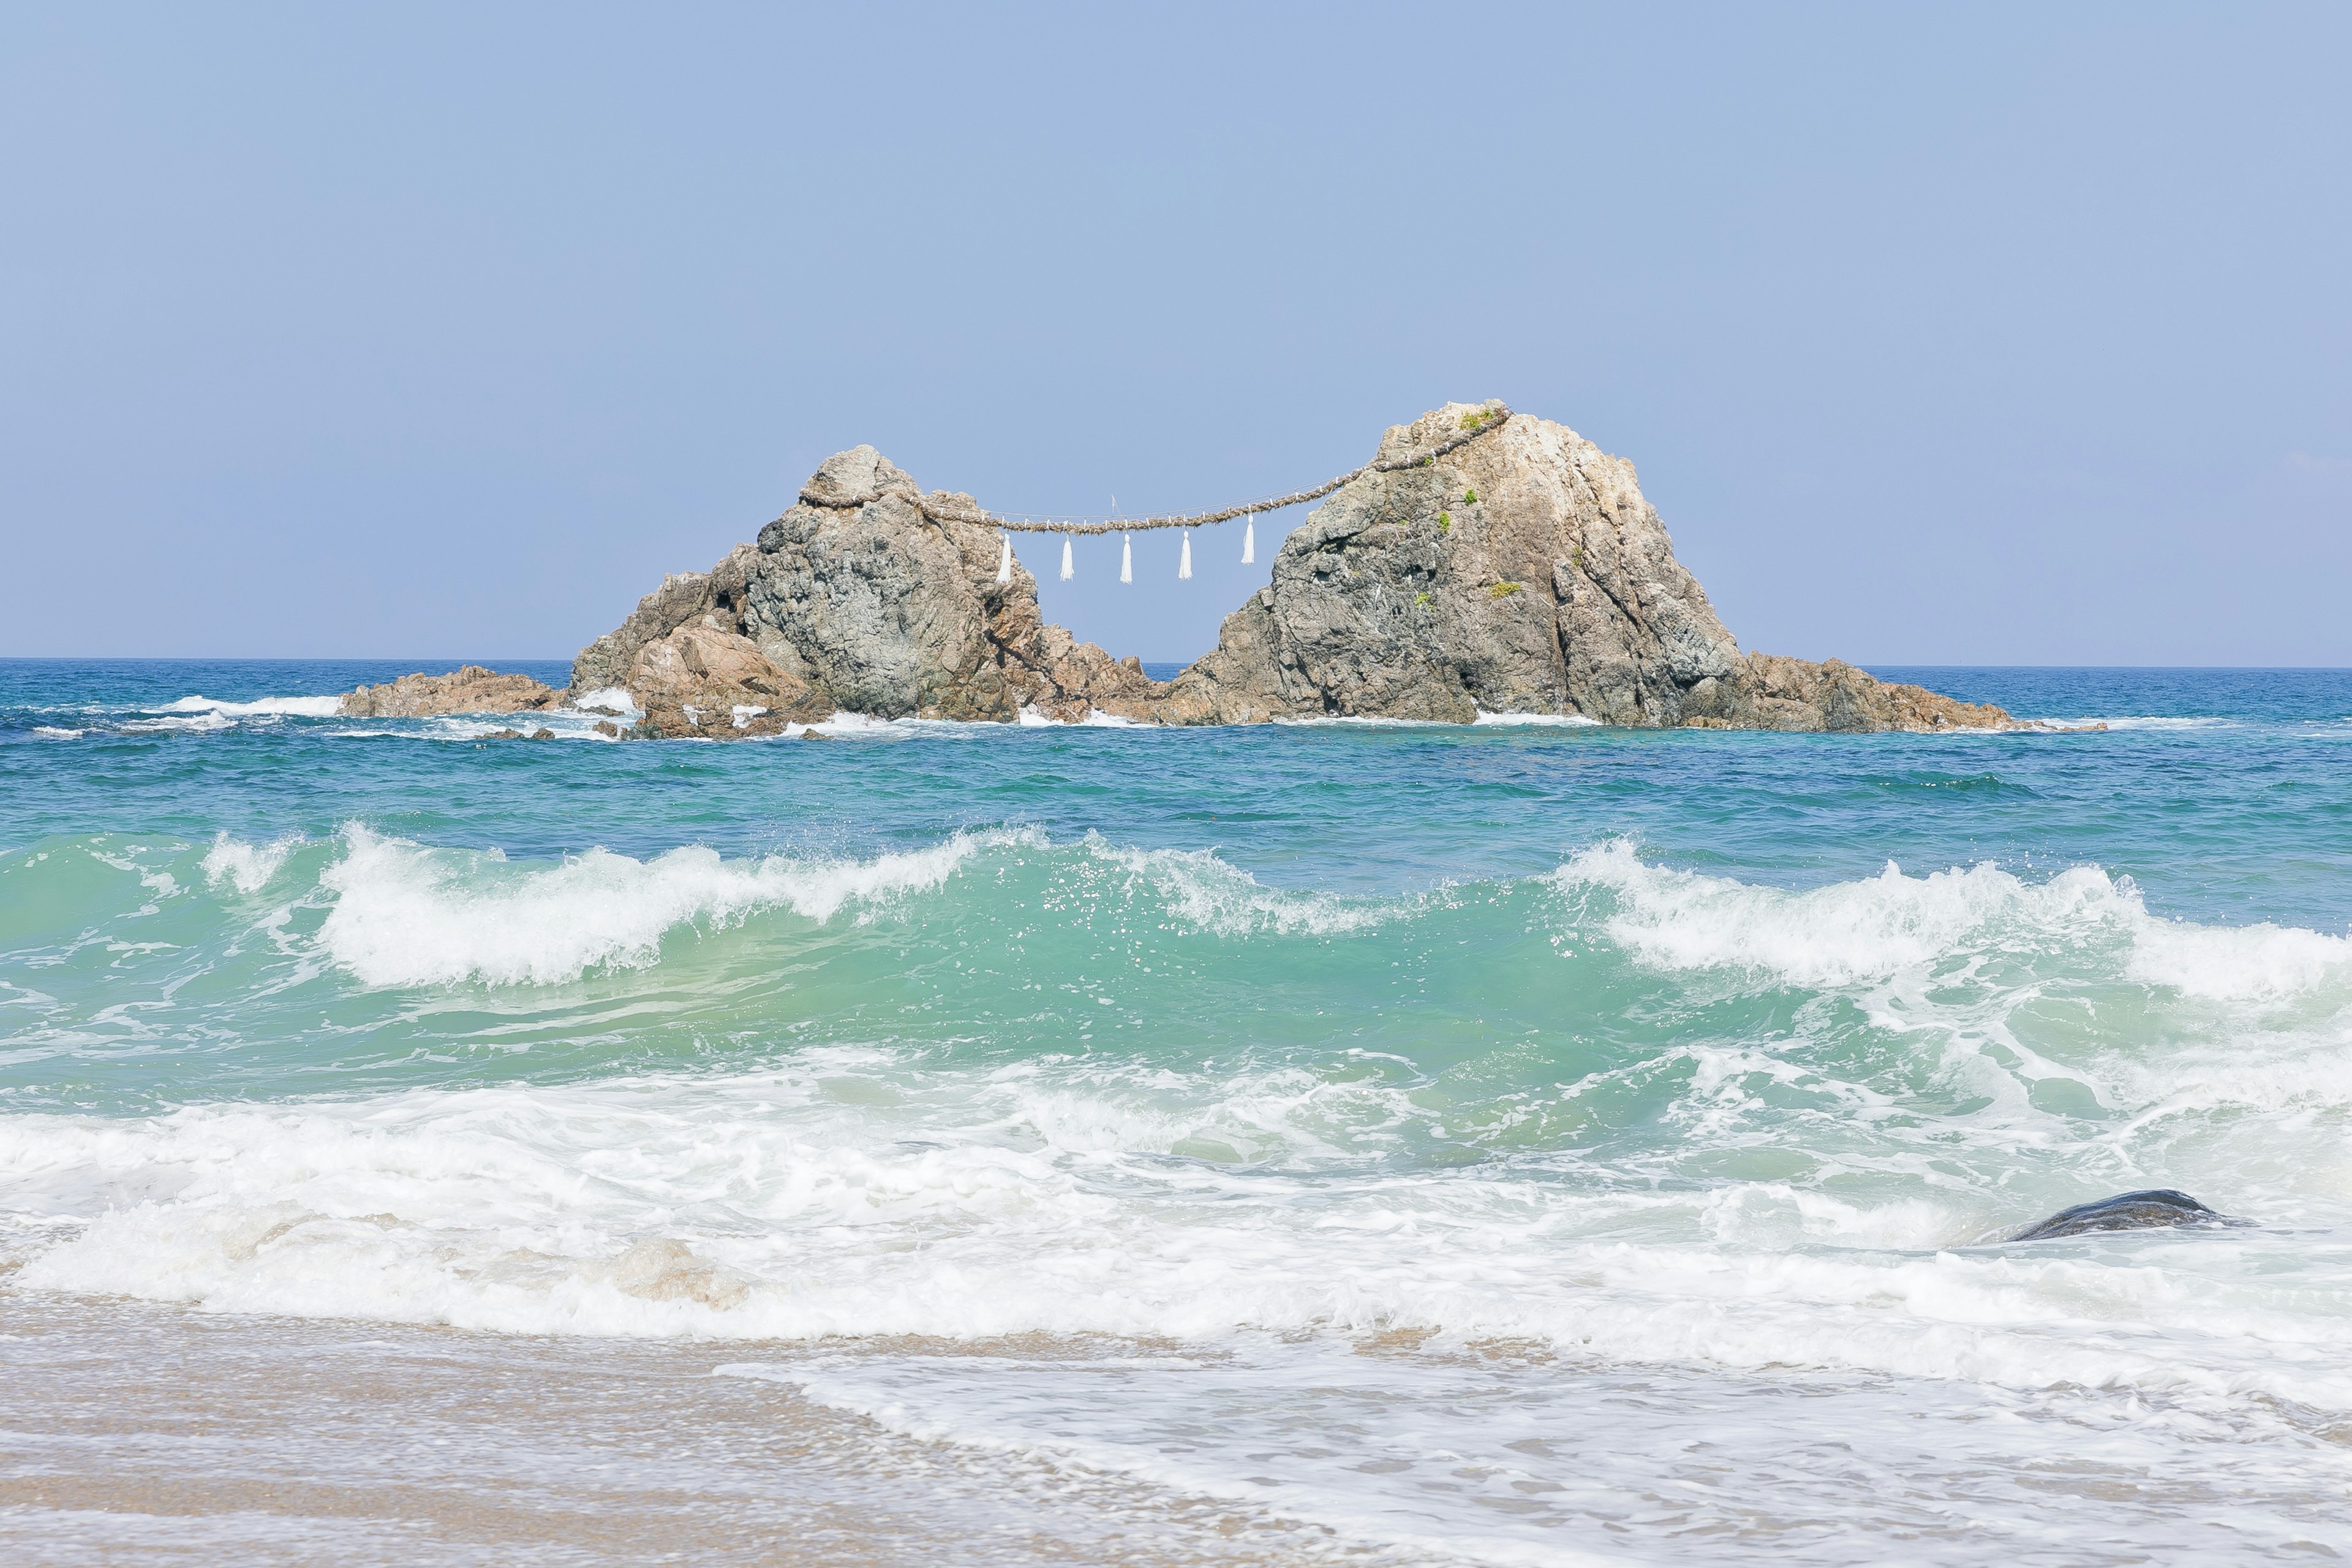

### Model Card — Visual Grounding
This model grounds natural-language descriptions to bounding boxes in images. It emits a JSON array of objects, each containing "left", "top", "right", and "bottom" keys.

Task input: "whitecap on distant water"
[
  {"left": 2037, "top": 715, "right": 2236, "bottom": 730},
  {"left": 157, "top": 694, "right": 344, "bottom": 718},
  {"left": 1016, "top": 706, "right": 1143, "bottom": 728},
  {"left": 1472, "top": 710, "right": 1601, "bottom": 726}
]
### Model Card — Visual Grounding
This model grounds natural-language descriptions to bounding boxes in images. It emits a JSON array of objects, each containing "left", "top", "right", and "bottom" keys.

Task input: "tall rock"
[
  {"left": 1156, "top": 402, "right": 2003, "bottom": 731},
  {"left": 566, "top": 404, "right": 2010, "bottom": 735}
]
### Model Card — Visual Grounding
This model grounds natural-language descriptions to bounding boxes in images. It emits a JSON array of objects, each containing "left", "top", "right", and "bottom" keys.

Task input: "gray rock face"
[
  {"left": 568, "top": 447, "right": 1159, "bottom": 725},
  {"left": 563, "top": 407, "right": 2011, "bottom": 734}
]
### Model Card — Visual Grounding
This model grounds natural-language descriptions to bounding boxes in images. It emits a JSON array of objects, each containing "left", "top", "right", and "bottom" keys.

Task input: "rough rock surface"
[
  {"left": 568, "top": 447, "right": 1161, "bottom": 726},
  {"left": 627, "top": 622, "right": 832, "bottom": 739},
  {"left": 1156, "top": 403, "right": 2010, "bottom": 731},
  {"left": 340, "top": 666, "right": 560, "bottom": 718},
  {"left": 554, "top": 402, "right": 2011, "bottom": 734}
]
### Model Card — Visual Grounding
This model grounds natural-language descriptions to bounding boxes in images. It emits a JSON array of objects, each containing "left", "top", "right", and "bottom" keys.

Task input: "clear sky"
[{"left": 3, "top": 2, "right": 2346, "bottom": 665}]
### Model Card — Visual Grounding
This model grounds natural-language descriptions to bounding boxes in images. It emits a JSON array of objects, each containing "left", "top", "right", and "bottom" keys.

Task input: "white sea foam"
[
  {"left": 157, "top": 694, "right": 344, "bottom": 718},
  {"left": 2040, "top": 714, "right": 2234, "bottom": 730},
  {"left": 311, "top": 824, "right": 1027, "bottom": 986},
  {"left": 2126, "top": 913, "right": 2352, "bottom": 1001},
  {"left": 1472, "top": 710, "right": 1601, "bottom": 726},
  {"left": 200, "top": 834, "right": 301, "bottom": 894},
  {"left": 122, "top": 712, "right": 233, "bottom": 733},
  {"left": 1016, "top": 705, "right": 1144, "bottom": 728},
  {"left": 7, "top": 1057, "right": 2351, "bottom": 1413},
  {"left": 30, "top": 726, "right": 81, "bottom": 739},
  {"left": 568, "top": 687, "right": 638, "bottom": 716},
  {"left": 802, "top": 711, "right": 902, "bottom": 737}
]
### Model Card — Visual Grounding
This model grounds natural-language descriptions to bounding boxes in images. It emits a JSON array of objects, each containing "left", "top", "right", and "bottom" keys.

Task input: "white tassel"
[
  {"left": 995, "top": 531, "right": 1012, "bottom": 585},
  {"left": 1242, "top": 512, "right": 1255, "bottom": 564},
  {"left": 1178, "top": 529, "right": 1193, "bottom": 579},
  {"left": 1120, "top": 532, "right": 1133, "bottom": 584},
  {"left": 1059, "top": 535, "right": 1074, "bottom": 581}
]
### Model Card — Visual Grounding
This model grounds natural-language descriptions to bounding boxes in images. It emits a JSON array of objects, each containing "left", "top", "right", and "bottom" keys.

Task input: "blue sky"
[{"left": 3, "top": 2, "right": 2346, "bottom": 664}]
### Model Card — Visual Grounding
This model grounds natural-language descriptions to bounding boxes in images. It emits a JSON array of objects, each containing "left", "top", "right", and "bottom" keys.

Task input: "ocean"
[{"left": 4, "top": 660, "right": 2351, "bottom": 1565}]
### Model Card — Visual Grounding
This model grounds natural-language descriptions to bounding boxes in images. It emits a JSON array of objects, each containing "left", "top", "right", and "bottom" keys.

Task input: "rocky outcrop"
[
  {"left": 627, "top": 622, "right": 832, "bottom": 739},
  {"left": 1152, "top": 403, "right": 2010, "bottom": 731},
  {"left": 536, "top": 401, "right": 2016, "bottom": 735},
  {"left": 340, "top": 666, "right": 560, "bottom": 718},
  {"left": 568, "top": 446, "right": 1161, "bottom": 728}
]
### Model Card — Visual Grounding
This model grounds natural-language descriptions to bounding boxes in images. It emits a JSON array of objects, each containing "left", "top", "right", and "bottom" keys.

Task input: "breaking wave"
[
  {"left": 157, "top": 694, "right": 345, "bottom": 718},
  {"left": 1553, "top": 838, "right": 2352, "bottom": 1001},
  {"left": 313, "top": 824, "right": 1035, "bottom": 986}
]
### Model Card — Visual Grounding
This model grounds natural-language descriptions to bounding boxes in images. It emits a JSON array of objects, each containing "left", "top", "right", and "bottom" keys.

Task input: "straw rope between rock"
[{"left": 799, "top": 405, "right": 1514, "bottom": 534}]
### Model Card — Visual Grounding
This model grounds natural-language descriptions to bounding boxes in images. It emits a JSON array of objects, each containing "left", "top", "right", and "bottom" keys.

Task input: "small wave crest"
[
  {"left": 200, "top": 833, "right": 303, "bottom": 894},
  {"left": 1082, "top": 836, "right": 1409, "bottom": 937},
  {"left": 157, "top": 694, "right": 345, "bottom": 718}
]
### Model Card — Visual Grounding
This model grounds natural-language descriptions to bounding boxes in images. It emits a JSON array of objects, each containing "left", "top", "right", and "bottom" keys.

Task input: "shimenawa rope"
[{"left": 801, "top": 404, "right": 1513, "bottom": 535}]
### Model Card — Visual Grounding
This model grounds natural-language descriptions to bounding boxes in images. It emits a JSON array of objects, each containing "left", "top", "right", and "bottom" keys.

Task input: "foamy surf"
[
  {"left": 11, "top": 663, "right": 2352, "bottom": 1565},
  {"left": 1472, "top": 710, "right": 1601, "bottom": 726},
  {"left": 6, "top": 1044, "right": 2350, "bottom": 1407}
]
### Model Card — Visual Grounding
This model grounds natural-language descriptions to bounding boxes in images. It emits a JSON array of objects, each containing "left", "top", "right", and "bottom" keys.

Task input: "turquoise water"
[{"left": 6, "top": 660, "right": 2352, "bottom": 1562}]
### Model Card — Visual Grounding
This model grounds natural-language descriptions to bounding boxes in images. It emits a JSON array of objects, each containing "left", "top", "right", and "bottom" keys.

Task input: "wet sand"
[{"left": 0, "top": 1293, "right": 1375, "bottom": 1567}]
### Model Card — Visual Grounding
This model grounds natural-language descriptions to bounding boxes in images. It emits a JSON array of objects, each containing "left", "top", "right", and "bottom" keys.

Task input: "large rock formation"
[
  {"left": 564, "top": 402, "right": 2009, "bottom": 734},
  {"left": 347, "top": 402, "right": 2013, "bottom": 734}
]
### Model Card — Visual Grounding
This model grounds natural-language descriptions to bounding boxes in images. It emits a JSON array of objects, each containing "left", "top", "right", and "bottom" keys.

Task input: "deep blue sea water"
[{"left": 4, "top": 661, "right": 2351, "bottom": 1564}]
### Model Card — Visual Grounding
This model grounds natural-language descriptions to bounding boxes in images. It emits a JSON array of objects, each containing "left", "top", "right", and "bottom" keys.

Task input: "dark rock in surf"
[{"left": 2008, "top": 1189, "right": 2234, "bottom": 1242}]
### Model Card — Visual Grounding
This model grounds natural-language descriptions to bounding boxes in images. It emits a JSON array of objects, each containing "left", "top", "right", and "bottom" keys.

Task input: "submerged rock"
[
  {"left": 340, "top": 665, "right": 560, "bottom": 718},
  {"left": 2009, "top": 1189, "right": 2234, "bottom": 1242}
]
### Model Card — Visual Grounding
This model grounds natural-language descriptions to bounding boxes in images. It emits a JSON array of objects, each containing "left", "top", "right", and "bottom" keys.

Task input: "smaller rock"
[
  {"left": 627, "top": 621, "right": 832, "bottom": 739},
  {"left": 593, "top": 720, "right": 620, "bottom": 739},
  {"left": 530, "top": 728, "right": 556, "bottom": 740},
  {"left": 341, "top": 666, "right": 560, "bottom": 718},
  {"left": 2009, "top": 1189, "right": 2236, "bottom": 1242},
  {"left": 483, "top": 728, "right": 524, "bottom": 740}
]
